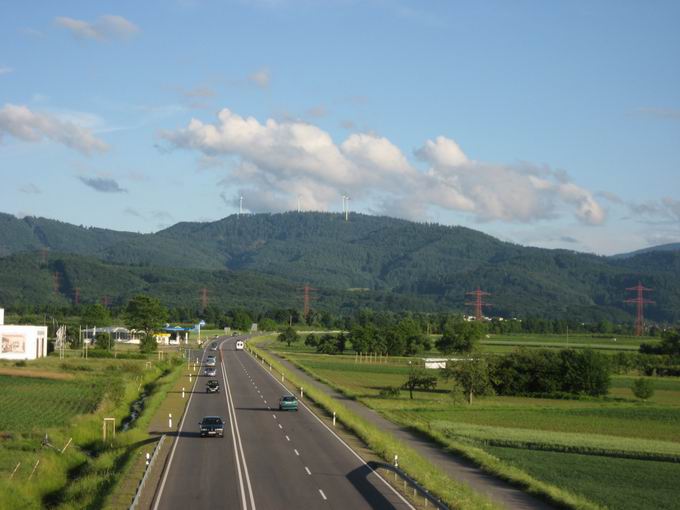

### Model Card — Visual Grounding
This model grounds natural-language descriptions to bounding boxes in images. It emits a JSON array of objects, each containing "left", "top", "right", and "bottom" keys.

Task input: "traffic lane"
[
  {"left": 222, "top": 348, "right": 324, "bottom": 509},
  {"left": 228, "top": 348, "right": 409, "bottom": 510},
  {"left": 154, "top": 351, "right": 241, "bottom": 510}
]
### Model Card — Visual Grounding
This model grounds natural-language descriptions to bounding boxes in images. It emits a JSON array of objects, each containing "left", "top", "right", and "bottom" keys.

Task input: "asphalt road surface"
[{"left": 152, "top": 336, "right": 414, "bottom": 510}]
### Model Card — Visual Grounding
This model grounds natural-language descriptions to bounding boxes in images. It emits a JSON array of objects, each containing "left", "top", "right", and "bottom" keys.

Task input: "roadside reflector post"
[
  {"left": 182, "top": 387, "right": 185, "bottom": 399},
  {"left": 333, "top": 412, "right": 336, "bottom": 427},
  {"left": 281, "top": 374, "right": 284, "bottom": 382},
  {"left": 146, "top": 452, "right": 151, "bottom": 466},
  {"left": 269, "top": 363, "right": 272, "bottom": 371},
  {"left": 394, "top": 454, "right": 398, "bottom": 481},
  {"left": 189, "top": 373, "right": 192, "bottom": 383},
  {"left": 300, "top": 387, "right": 304, "bottom": 400},
  {"left": 168, "top": 413, "right": 173, "bottom": 429}
]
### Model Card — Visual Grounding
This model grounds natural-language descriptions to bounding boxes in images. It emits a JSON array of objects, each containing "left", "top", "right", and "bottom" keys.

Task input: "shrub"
[
  {"left": 378, "top": 386, "right": 401, "bottom": 398},
  {"left": 631, "top": 378, "right": 655, "bottom": 400}
]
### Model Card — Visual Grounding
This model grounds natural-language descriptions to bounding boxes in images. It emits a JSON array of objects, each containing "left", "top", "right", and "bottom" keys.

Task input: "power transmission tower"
[
  {"left": 625, "top": 282, "right": 654, "bottom": 336},
  {"left": 200, "top": 287, "right": 208, "bottom": 311},
  {"left": 301, "top": 283, "right": 317, "bottom": 319},
  {"left": 52, "top": 272, "right": 61, "bottom": 295},
  {"left": 465, "top": 287, "right": 491, "bottom": 320}
]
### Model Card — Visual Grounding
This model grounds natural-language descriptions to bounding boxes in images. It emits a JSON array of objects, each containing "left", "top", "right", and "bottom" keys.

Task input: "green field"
[
  {"left": 0, "top": 375, "right": 111, "bottom": 432},
  {"left": 273, "top": 345, "right": 680, "bottom": 510},
  {"left": 0, "top": 352, "right": 183, "bottom": 509}
]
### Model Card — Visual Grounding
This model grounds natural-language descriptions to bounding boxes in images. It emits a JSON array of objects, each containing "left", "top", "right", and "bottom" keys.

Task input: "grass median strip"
[{"left": 247, "top": 341, "right": 498, "bottom": 510}]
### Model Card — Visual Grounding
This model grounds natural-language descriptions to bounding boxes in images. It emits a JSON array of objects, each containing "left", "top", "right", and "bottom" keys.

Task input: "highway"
[{"left": 153, "top": 336, "right": 414, "bottom": 510}]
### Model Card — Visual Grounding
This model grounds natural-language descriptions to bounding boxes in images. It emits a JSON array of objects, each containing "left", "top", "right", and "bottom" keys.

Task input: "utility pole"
[{"left": 625, "top": 282, "right": 654, "bottom": 336}]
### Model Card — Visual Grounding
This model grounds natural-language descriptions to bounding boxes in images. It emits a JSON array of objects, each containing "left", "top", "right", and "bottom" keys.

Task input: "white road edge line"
[
  {"left": 244, "top": 346, "right": 415, "bottom": 510},
  {"left": 220, "top": 342, "right": 248, "bottom": 510},
  {"left": 152, "top": 348, "right": 205, "bottom": 510},
  {"left": 222, "top": 339, "right": 257, "bottom": 510}
]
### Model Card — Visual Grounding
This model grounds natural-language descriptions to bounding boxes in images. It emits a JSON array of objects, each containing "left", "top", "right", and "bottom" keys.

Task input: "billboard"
[{"left": 1, "top": 333, "right": 26, "bottom": 354}]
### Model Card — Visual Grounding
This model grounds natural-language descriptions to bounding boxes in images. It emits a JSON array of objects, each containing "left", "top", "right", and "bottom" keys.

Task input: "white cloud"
[
  {"left": 162, "top": 107, "right": 605, "bottom": 225},
  {"left": 55, "top": 15, "right": 139, "bottom": 41},
  {"left": 0, "top": 103, "right": 108, "bottom": 154},
  {"left": 248, "top": 68, "right": 270, "bottom": 88},
  {"left": 19, "top": 183, "right": 41, "bottom": 194},
  {"left": 0, "top": 66, "right": 13, "bottom": 76}
]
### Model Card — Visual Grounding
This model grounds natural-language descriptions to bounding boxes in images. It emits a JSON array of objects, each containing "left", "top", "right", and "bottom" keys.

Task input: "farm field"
[
  {"left": 273, "top": 347, "right": 680, "bottom": 509},
  {"left": 0, "top": 352, "right": 183, "bottom": 509}
]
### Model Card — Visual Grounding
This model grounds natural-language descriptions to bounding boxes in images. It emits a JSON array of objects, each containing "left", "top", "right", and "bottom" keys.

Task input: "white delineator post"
[
  {"left": 332, "top": 412, "right": 336, "bottom": 427},
  {"left": 168, "top": 414, "right": 173, "bottom": 429},
  {"left": 182, "top": 387, "right": 185, "bottom": 399},
  {"left": 300, "top": 387, "right": 303, "bottom": 400}
]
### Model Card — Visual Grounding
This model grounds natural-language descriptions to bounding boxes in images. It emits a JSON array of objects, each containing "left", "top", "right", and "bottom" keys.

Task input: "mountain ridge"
[{"left": 1, "top": 211, "right": 679, "bottom": 321}]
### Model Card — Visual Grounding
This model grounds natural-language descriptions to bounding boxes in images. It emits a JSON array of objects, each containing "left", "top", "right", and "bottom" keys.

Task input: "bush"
[
  {"left": 378, "top": 386, "right": 401, "bottom": 398},
  {"left": 632, "top": 378, "right": 655, "bottom": 400}
]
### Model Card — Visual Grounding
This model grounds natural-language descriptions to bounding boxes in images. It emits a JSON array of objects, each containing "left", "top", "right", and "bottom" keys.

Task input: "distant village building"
[{"left": 0, "top": 308, "right": 48, "bottom": 361}]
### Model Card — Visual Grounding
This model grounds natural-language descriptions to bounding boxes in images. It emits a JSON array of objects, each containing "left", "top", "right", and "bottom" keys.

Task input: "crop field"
[
  {"left": 279, "top": 349, "right": 680, "bottom": 509},
  {"left": 0, "top": 374, "right": 109, "bottom": 432}
]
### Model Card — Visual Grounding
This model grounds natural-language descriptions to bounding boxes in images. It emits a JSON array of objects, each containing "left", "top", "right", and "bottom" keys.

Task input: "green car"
[{"left": 278, "top": 395, "right": 298, "bottom": 411}]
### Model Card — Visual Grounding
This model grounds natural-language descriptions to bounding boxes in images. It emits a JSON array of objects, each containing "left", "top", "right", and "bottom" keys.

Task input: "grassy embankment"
[
  {"left": 265, "top": 339, "right": 680, "bottom": 510},
  {"left": 0, "top": 350, "right": 185, "bottom": 509}
]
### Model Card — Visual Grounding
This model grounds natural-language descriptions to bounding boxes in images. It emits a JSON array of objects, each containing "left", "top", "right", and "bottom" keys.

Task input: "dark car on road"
[
  {"left": 206, "top": 380, "right": 219, "bottom": 393},
  {"left": 199, "top": 416, "right": 225, "bottom": 437}
]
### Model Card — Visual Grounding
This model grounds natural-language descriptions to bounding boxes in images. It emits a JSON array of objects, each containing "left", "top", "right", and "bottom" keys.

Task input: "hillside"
[{"left": 1, "top": 211, "right": 679, "bottom": 321}]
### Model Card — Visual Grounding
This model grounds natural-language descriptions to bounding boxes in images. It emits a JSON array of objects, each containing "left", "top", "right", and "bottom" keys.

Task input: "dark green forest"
[{"left": 1, "top": 211, "right": 679, "bottom": 322}]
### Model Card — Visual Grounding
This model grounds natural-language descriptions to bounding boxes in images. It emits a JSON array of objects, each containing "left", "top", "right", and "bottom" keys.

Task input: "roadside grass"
[
  {"left": 0, "top": 353, "right": 184, "bottom": 509},
  {"left": 486, "top": 447, "right": 680, "bottom": 510},
  {"left": 247, "top": 338, "right": 499, "bottom": 510},
  {"left": 275, "top": 348, "right": 679, "bottom": 510}
]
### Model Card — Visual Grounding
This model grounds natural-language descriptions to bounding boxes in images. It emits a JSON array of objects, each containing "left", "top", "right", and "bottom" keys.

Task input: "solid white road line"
[
  {"left": 220, "top": 344, "right": 248, "bottom": 510},
  {"left": 243, "top": 348, "right": 415, "bottom": 510},
  {"left": 222, "top": 342, "right": 257, "bottom": 510},
  {"left": 152, "top": 348, "right": 205, "bottom": 510}
]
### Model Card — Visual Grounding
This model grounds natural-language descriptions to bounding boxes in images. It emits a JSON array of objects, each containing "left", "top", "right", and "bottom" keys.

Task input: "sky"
[{"left": 1, "top": 0, "right": 679, "bottom": 255}]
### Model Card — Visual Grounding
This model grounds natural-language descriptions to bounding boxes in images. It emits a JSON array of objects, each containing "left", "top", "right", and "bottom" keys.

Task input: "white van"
[{"left": 235, "top": 340, "right": 244, "bottom": 350}]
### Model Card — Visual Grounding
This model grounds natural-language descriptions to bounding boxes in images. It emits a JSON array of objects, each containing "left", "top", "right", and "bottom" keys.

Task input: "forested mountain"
[{"left": 1, "top": 211, "right": 679, "bottom": 321}]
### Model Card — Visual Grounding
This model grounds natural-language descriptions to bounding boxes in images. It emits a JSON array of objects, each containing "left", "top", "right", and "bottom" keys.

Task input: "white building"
[{"left": 0, "top": 308, "right": 49, "bottom": 361}]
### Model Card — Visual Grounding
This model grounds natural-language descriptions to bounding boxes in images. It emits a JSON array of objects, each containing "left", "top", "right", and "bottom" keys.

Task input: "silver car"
[
  {"left": 204, "top": 367, "right": 217, "bottom": 377},
  {"left": 205, "top": 356, "right": 216, "bottom": 367}
]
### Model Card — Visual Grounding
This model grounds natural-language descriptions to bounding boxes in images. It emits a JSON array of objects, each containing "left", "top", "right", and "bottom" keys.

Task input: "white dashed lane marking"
[
  {"left": 319, "top": 489, "right": 327, "bottom": 501},
  {"left": 294, "top": 449, "right": 299, "bottom": 456},
  {"left": 305, "top": 466, "right": 311, "bottom": 475}
]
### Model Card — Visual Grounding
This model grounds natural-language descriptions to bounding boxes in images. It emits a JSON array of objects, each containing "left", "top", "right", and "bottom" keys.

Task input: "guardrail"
[{"left": 129, "top": 434, "right": 166, "bottom": 510}]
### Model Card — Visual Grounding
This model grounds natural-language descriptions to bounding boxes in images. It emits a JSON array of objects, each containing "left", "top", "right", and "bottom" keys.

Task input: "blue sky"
[{"left": 1, "top": 0, "right": 678, "bottom": 255}]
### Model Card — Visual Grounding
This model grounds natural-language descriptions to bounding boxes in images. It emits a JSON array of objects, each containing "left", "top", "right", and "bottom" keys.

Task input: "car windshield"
[
  {"left": 203, "top": 417, "right": 222, "bottom": 425},
  {"left": 282, "top": 396, "right": 296, "bottom": 402}
]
